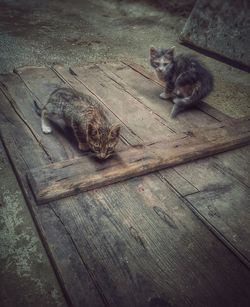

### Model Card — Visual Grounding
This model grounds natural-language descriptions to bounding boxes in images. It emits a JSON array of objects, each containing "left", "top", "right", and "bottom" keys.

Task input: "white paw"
[
  {"left": 159, "top": 92, "right": 168, "bottom": 100},
  {"left": 173, "top": 98, "right": 180, "bottom": 104},
  {"left": 42, "top": 126, "right": 52, "bottom": 134}
]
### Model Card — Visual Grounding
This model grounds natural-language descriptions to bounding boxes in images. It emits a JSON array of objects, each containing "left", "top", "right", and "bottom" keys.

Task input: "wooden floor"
[{"left": 0, "top": 62, "right": 249, "bottom": 307}]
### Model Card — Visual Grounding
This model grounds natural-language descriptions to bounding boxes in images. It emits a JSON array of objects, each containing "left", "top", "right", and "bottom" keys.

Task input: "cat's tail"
[{"left": 34, "top": 100, "right": 42, "bottom": 116}]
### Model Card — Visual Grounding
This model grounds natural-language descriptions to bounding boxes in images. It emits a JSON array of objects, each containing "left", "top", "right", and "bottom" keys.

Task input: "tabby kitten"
[
  {"left": 150, "top": 46, "right": 214, "bottom": 118},
  {"left": 34, "top": 88, "right": 120, "bottom": 160}
]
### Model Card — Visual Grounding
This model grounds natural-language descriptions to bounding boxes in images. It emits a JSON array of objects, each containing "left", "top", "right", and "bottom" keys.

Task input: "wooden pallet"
[{"left": 1, "top": 62, "right": 250, "bottom": 307}]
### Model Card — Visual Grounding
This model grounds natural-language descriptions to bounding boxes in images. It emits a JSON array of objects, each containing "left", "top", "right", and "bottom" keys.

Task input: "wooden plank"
[
  {"left": 73, "top": 62, "right": 232, "bottom": 198},
  {"left": 99, "top": 62, "right": 218, "bottom": 131},
  {"left": 122, "top": 61, "right": 232, "bottom": 122},
  {"left": 28, "top": 118, "right": 250, "bottom": 204},
  {"left": 51, "top": 64, "right": 198, "bottom": 196},
  {"left": 98, "top": 62, "right": 214, "bottom": 197},
  {"left": 53, "top": 63, "right": 250, "bottom": 266},
  {"left": 175, "top": 147, "right": 250, "bottom": 191},
  {"left": 157, "top": 167, "right": 198, "bottom": 196},
  {"left": 98, "top": 62, "right": 248, "bottom": 190},
  {"left": 212, "top": 146, "right": 250, "bottom": 187},
  {"left": 164, "top": 155, "right": 250, "bottom": 263},
  {"left": 2, "top": 68, "right": 250, "bottom": 306},
  {"left": 13, "top": 65, "right": 140, "bottom": 148},
  {"left": 186, "top": 178, "right": 250, "bottom": 263},
  {"left": 50, "top": 175, "right": 250, "bottom": 307},
  {"left": 0, "top": 80, "right": 106, "bottom": 307},
  {"left": 0, "top": 72, "right": 76, "bottom": 161},
  {"left": 57, "top": 64, "right": 175, "bottom": 142},
  {"left": 52, "top": 64, "right": 198, "bottom": 196},
  {"left": 97, "top": 62, "right": 250, "bottom": 265},
  {"left": 110, "top": 61, "right": 250, "bottom": 187}
]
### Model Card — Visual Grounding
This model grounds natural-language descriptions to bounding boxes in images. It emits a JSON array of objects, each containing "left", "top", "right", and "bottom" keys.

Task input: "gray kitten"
[{"left": 150, "top": 46, "right": 214, "bottom": 117}]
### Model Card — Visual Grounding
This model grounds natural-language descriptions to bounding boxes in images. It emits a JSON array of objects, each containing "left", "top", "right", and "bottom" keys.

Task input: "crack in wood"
[
  {"left": 153, "top": 206, "right": 177, "bottom": 229},
  {"left": 129, "top": 226, "right": 147, "bottom": 249}
]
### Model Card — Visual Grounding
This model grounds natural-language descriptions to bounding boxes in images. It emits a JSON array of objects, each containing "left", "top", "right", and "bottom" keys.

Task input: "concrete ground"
[{"left": 0, "top": 0, "right": 249, "bottom": 306}]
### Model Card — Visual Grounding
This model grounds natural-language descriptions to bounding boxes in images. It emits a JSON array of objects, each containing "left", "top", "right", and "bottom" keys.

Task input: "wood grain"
[
  {"left": 53, "top": 63, "right": 250, "bottom": 266},
  {"left": 122, "top": 61, "right": 232, "bottom": 122},
  {"left": 52, "top": 64, "right": 198, "bottom": 196},
  {"left": 1, "top": 65, "right": 250, "bottom": 307},
  {"left": 28, "top": 118, "right": 250, "bottom": 204},
  {"left": 97, "top": 62, "right": 250, "bottom": 265},
  {"left": 0, "top": 78, "right": 106, "bottom": 307},
  {"left": 99, "top": 63, "right": 218, "bottom": 131}
]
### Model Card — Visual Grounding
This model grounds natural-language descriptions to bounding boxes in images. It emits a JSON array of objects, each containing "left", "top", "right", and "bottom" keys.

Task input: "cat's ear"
[
  {"left": 109, "top": 125, "right": 120, "bottom": 139},
  {"left": 150, "top": 46, "right": 157, "bottom": 58},
  {"left": 87, "top": 123, "right": 98, "bottom": 139},
  {"left": 166, "top": 46, "right": 175, "bottom": 56}
]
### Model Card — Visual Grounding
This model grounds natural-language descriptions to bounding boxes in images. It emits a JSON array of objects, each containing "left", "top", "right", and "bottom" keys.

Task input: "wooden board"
[
  {"left": 49, "top": 61, "right": 250, "bottom": 265},
  {"left": 101, "top": 62, "right": 250, "bottom": 265},
  {"left": 27, "top": 62, "right": 250, "bottom": 264},
  {"left": 1, "top": 64, "right": 250, "bottom": 307},
  {"left": 28, "top": 118, "right": 250, "bottom": 204},
  {"left": 121, "top": 61, "right": 232, "bottom": 122},
  {"left": 0, "top": 90, "right": 106, "bottom": 307},
  {"left": 52, "top": 63, "right": 199, "bottom": 196}
]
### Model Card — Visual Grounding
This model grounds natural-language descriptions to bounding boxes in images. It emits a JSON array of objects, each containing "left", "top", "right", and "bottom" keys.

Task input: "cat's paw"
[
  {"left": 170, "top": 105, "right": 178, "bottom": 118},
  {"left": 173, "top": 98, "right": 181, "bottom": 104},
  {"left": 78, "top": 143, "right": 88, "bottom": 151},
  {"left": 42, "top": 126, "right": 52, "bottom": 134},
  {"left": 159, "top": 92, "right": 170, "bottom": 100}
]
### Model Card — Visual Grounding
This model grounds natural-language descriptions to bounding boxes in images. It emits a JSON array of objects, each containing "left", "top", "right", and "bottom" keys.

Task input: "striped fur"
[{"left": 34, "top": 88, "right": 120, "bottom": 160}]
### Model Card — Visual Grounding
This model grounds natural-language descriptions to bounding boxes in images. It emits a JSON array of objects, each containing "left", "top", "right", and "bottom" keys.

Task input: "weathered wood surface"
[
  {"left": 52, "top": 63, "right": 199, "bottom": 196},
  {"left": 0, "top": 87, "right": 105, "bottom": 307},
  {"left": 121, "top": 61, "right": 232, "bottom": 122},
  {"left": 1, "top": 64, "right": 250, "bottom": 307},
  {"left": 28, "top": 118, "right": 250, "bottom": 204},
  {"left": 101, "top": 62, "right": 250, "bottom": 264}
]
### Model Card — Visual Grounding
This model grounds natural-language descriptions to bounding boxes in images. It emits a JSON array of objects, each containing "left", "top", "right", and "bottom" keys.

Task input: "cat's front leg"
[
  {"left": 160, "top": 83, "right": 174, "bottom": 100},
  {"left": 41, "top": 110, "right": 52, "bottom": 134},
  {"left": 78, "top": 142, "right": 89, "bottom": 152},
  {"left": 72, "top": 120, "right": 89, "bottom": 152}
]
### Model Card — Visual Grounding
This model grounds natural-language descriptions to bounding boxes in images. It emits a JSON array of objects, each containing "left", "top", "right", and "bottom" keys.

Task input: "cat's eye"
[
  {"left": 107, "top": 144, "right": 115, "bottom": 152},
  {"left": 153, "top": 62, "right": 159, "bottom": 67},
  {"left": 163, "top": 63, "right": 168, "bottom": 66},
  {"left": 93, "top": 145, "right": 101, "bottom": 151}
]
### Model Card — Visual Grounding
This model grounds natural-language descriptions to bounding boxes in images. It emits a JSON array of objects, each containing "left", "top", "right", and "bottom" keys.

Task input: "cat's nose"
[{"left": 98, "top": 152, "right": 107, "bottom": 160}]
